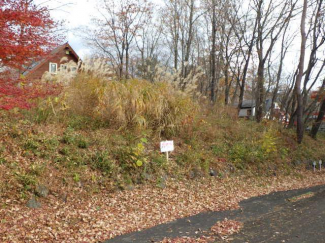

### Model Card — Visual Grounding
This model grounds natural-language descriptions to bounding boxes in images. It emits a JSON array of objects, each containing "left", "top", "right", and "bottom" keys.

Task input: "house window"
[
  {"left": 71, "top": 67, "right": 77, "bottom": 72},
  {"left": 60, "top": 64, "right": 67, "bottom": 71},
  {"left": 49, "top": 63, "right": 57, "bottom": 74}
]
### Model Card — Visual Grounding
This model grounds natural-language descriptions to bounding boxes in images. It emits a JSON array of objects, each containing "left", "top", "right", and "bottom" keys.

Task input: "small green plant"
[
  {"left": 211, "top": 144, "right": 227, "bottom": 156},
  {"left": 29, "top": 163, "right": 45, "bottom": 176},
  {"left": 23, "top": 139, "right": 39, "bottom": 152},
  {"left": 91, "top": 151, "right": 113, "bottom": 174},
  {"left": 59, "top": 146, "right": 70, "bottom": 156},
  {"left": 113, "top": 141, "right": 148, "bottom": 176},
  {"left": 73, "top": 173, "right": 80, "bottom": 183},
  {"left": 280, "top": 147, "right": 289, "bottom": 159},
  {"left": 261, "top": 131, "right": 278, "bottom": 154},
  {"left": 45, "top": 138, "right": 60, "bottom": 149},
  {"left": 33, "top": 106, "right": 53, "bottom": 124},
  {"left": 77, "top": 138, "right": 89, "bottom": 149},
  {"left": 0, "top": 157, "right": 6, "bottom": 165},
  {"left": 151, "top": 152, "right": 166, "bottom": 168},
  {"left": 14, "top": 171, "right": 37, "bottom": 191},
  {"left": 61, "top": 127, "right": 76, "bottom": 144}
]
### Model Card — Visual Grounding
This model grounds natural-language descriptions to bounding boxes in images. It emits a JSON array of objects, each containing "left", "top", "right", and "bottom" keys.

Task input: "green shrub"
[
  {"left": 229, "top": 142, "right": 265, "bottom": 168},
  {"left": 59, "top": 146, "right": 70, "bottom": 156},
  {"left": 76, "top": 138, "right": 89, "bottom": 149},
  {"left": 113, "top": 141, "right": 148, "bottom": 175},
  {"left": 90, "top": 151, "right": 113, "bottom": 174},
  {"left": 61, "top": 128, "right": 76, "bottom": 144},
  {"left": 23, "top": 139, "right": 39, "bottom": 152},
  {"left": 151, "top": 152, "right": 167, "bottom": 168},
  {"left": 14, "top": 171, "right": 37, "bottom": 191}
]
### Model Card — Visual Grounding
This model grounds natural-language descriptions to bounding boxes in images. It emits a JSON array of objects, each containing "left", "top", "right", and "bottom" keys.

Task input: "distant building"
[
  {"left": 238, "top": 100, "right": 256, "bottom": 118},
  {"left": 238, "top": 98, "right": 281, "bottom": 119},
  {"left": 22, "top": 42, "right": 80, "bottom": 80}
]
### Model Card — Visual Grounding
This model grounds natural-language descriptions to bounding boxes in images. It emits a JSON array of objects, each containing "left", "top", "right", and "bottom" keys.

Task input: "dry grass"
[{"left": 64, "top": 73, "right": 198, "bottom": 136}]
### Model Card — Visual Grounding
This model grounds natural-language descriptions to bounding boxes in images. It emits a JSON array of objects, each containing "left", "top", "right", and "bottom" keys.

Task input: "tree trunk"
[
  {"left": 310, "top": 97, "right": 325, "bottom": 139},
  {"left": 256, "top": 61, "right": 264, "bottom": 122},
  {"left": 125, "top": 44, "right": 129, "bottom": 79},
  {"left": 210, "top": 0, "right": 216, "bottom": 103},
  {"left": 183, "top": 0, "right": 194, "bottom": 78},
  {"left": 295, "top": 0, "right": 308, "bottom": 144},
  {"left": 238, "top": 19, "right": 258, "bottom": 110}
]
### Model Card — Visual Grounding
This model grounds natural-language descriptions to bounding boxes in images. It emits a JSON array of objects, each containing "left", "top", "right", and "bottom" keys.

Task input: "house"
[
  {"left": 238, "top": 98, "right": 282, "bottom": 119},
  {"left": 238, "top": 100, "right": 256, "bottom": 118},
  {"left": 22, "top": 42, "right": 80, "bottom": 80}
]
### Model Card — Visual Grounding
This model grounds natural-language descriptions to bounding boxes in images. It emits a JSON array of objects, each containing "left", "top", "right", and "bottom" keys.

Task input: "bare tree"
[
  {"left": 84, "top": 0, "right": 151, "bottom": 79},
  {"left": 294, "top": 0, "right": 308, "bottom": 143},
  {"left": 269, "top": 21, "right": 294, "bottom": 119},
  {"left": 226, "top": 0, "right": 258, "bottom": 110},
  {"left": 253, "top": 0, "right": 297, "bottom": 122}
]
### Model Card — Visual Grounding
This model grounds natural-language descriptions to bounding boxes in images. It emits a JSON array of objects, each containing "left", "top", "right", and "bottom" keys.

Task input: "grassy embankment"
[{"left": 0, "top": 68, "right": 324, "bottom": 201}]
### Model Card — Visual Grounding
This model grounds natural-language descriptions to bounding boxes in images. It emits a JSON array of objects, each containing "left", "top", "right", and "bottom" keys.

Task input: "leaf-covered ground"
[
  {"left": 1, "top": 171, "right": 325, "bottom": 242},
  {"left": 160, "top": 219, "right": 243, "bottom": 243}
]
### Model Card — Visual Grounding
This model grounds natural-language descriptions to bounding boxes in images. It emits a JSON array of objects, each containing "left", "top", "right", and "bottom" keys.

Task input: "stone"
[
  {"left": 189, "top": 170, "right": 196, "bottom": 179},
  {"left": 157, "top": 176, "right": 167, "bottom": 189},
  {"left": 209, "top": 168, "right": 216, "bottom": 177},
  {"left": 189, "top": 169, "right": 202, "bottom": 179},
  {"left": 26, "top": 196, "right": 41, "bottom": 209},
  {"left": 35, "top": 184, "right": 49, "bottom": 198}
]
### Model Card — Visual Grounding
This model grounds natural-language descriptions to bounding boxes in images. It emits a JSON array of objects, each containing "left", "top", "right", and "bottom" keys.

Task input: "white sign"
[{"left": 160, "top": 140, "right": 174, "bottom": 153}]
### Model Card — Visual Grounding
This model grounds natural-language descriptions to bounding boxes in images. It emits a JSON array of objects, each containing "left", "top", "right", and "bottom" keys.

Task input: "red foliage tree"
[
  {"left": 0, "top": 0, "right": 62, "bottom": 110},
  {"left": 0, "top": 0, "right": 60, "bottom": 69}
]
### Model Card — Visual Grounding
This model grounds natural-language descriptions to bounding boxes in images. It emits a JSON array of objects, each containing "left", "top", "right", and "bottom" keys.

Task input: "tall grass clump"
[{"left": 63, "top": 61, "right": 197, "bottom": 136}]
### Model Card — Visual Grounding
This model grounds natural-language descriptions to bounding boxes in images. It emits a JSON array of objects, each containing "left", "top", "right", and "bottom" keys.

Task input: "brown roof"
[{"left": 22, "top": 42, "right": 80, "bottom": 78}]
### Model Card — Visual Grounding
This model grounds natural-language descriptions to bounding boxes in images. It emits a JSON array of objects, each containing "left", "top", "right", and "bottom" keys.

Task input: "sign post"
[
  {"left": 319, "top": 160, "right": 322, "bottom": 171},
  {"left": 160, "top": 140, "right": 174, "bottom": 163},
  {"left": 313, "top": 161, "right": 316, "bottom": 172}
]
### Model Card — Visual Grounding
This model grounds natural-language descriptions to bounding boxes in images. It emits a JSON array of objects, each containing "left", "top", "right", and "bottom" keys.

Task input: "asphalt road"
[{"left": 103, "top": 184, "right": 325, "bottom": 243}]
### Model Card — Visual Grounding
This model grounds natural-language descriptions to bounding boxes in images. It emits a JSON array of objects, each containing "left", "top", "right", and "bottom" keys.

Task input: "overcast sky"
[{"left": 37, "top": 0, "right": 98, "bottom": 58}]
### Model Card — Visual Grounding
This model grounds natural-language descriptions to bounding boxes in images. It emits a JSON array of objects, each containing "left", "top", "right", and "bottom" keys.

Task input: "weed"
[
  {"left": 211, "top": 144, "right": 227, "bottom": 156},
  {"left": 23, "top": 139, "right": 39, "bottom": 152},
  {"left": 90, "top": 151, "right": 113, "bottom": 174},
  {"left": 0, "top": 157, "right": 6, "bottom": 164},
  {"left": 29, "top": 163, "right": 45, "bottom": 176},
  {"left": 33, "top": 106, "right": 53, "bottom": 124},
  {"left": 77, "top": 138, "right": 89, "bottom": 149},
  {"left": 14, "top": 171, "right": 37, "bottom": 191},
  {"left": 73, "top": 173, "right": 80, "bottom": 183},
  {"left": 61, "top": 127, "right": 76, "bottom": 144},
  {"left": 151, "top": 152, "right": 167, "bottom": 168},
  {"left": 261, "top": 131, "right": 278, "bottom": 154},
  {"left": 59, "top": 146, "right": 70, "bottom": 156},
  {"left": 45, "top": 137, "right": 60, "bottom": 149}
]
